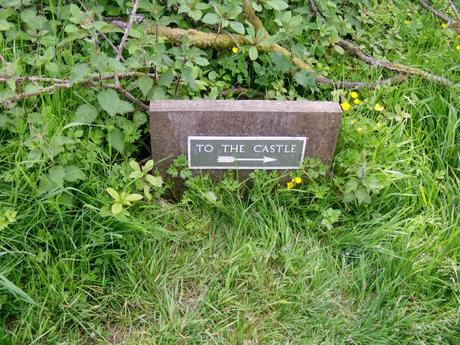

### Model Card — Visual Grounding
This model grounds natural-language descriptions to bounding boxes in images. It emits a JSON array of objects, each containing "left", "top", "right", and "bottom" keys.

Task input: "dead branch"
[
  {"left": 111, "top": 0, "right": 148, "bottom": 111},
  {"left": 418, "top": 0, "right": 453, "bottom": 22},
  {"left": 116, "top": 0, "right": 140, "bottom": 61},
  {"left": 308, "top": 0, "right": 453, "bottom": 86},
  {"left": 336, "top": 40, "right": 453, "bottom": 86},
  {"left": 448, "top": 0, "right": 460, "bottom": 20},
  {"left": 0, "top": 72, "right": 155, "bottom": 107}
]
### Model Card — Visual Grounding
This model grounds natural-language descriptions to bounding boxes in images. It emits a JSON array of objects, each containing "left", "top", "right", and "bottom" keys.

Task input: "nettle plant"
[{"left": 0, "top": 0, "right": 456, "bottom": 207}]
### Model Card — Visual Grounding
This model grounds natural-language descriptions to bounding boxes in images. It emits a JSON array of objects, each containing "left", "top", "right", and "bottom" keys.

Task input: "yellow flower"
[
  {"left": 456, "top": 45, "right": 460, "bottom": 51},
  {"left": 232, "top": 46, "right": 239, "bottom": 54},
  {"left": 287, "top": 181, "right": 294, "bottom": 189},
  {"left": 353, "top": 98, "right": 361, "bottom": 105},
  {"left": 356, "top": 127, "right": 363, "bottom": 132},
  {"left": 294, "top": 177, "right": 302, "bottom": 184},
  {"left": 374, "top": 103, "right": 384, "bottom": 112},
  {"left": 404, "top": 20, "right": 410, "bottom": 24},
  {"left": 350, "top": 91, "right": 359, "bottom": 99},
  {"left": 457, "top": 35, "right": 460, "bottom": 39},
  {"left": 341, "top": 102, "right": 351, "bottom": 111},
  {"left": 442, "top": 23, "right": 447, "bottom": 29}
]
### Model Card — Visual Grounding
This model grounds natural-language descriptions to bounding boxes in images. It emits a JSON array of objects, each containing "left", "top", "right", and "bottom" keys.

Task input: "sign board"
[
  {"left": 188, "top": 136, "right": 307, "bottom": 169},
  {"left": 150, "top": 100, "right": 342, "bottom": 175}
]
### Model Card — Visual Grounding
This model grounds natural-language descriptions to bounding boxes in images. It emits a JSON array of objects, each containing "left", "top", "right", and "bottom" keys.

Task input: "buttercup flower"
[
  {"left": 456, "top": 45, "right": 460, "bottom": 51},
  {"left": 374, "top": 103, "right": 384, "bottom": 112},
  {"left": 353, "top": 98, "right": 361, "bottom": 105},
  {"left": 350, "top": 91, "right": 359, "bottom": 99},
  {"left": 294, "top": 177, "right": 302, "bottom": 184},
  {"left": 232, "top": 46, "right": 239, "bottom": 54},
  {"left": 404, "top": 20, "right": 410, "bottom": 24},
  {"left": 341, "top": 102, "right": 351, "bottom": 111},
  {"left": 287, "top": 181, "right": 294, "bottom": 189},
  {"left": 442, "top": 23, "right": 447, "bottom": 29}
]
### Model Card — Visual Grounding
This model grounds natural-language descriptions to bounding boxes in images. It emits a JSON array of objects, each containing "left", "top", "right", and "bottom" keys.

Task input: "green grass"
[{"left": 1, "top": 0, "right": 459, "bottom": 344}]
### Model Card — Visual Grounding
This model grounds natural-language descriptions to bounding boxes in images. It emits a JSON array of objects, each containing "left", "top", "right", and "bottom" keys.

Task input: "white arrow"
[{"left": 217, "top": 156, "right": 277, "bottom": 164}]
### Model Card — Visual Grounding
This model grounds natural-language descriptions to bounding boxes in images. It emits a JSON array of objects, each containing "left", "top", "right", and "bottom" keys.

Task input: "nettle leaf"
[
  {"left": 266, "top": 0, "right": 289, "bottom": 11},
  {"left": 0, "top": 20, "right": 12, "bottom": 31},
  {"left": 294, "top": 71, "right": 315, "bottom": 88},
  {"left": 229, "top": 21, "right": 245, "bottom": 35},
  {"left": 74, "top": 104, "right": 98, "bottom": 124},
  {"left": 97, "top": 90, "right": 133, "bottom": 116},
  {"left": 202, "top": 12, "right": 220, "bottom": 25},
  {"left": 249, "top": 46, "right": 258, "bottom": 61},
  {"left": 136, "top": 77, "right": 154, "bottom": 98},
  {"left": 64, "top": 165, "right": 85, "bottom": 182},
  {"left": 48, "top": 166, "right": 66, "bottom": 187},
  {"left": 108, "top": 129, "right": 124, "bottom": 152},
  {"left": 70, "top": 64, "right": 90, "bottom": 83}
]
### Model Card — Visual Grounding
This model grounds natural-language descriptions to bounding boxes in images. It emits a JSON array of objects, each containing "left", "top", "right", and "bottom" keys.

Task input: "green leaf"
[
  {"left": 124, "top": 193, "right": 143, "bottom": 202},
  {"left": 334, "top": 44, "right": 345, "bottom": 55},
  {"left": 143, "top": 160, "right": 154, "bottom": 173},
  {"left": 0, "top": 20, "right": 12, "bottom": 31},
  {"left": 48, "top": 166, "right": 66, "bottom": 187},
  {"left": 106, "top": 188, "right": 119, "bottom": 200},
  {"left": 229, "top": 21, "right": 245, "bottom": 34},
  {"left": 97, "top": 90, "right": 133, "bottom": 116},
  {"left": 108, "top": 129, "right": 124, "bottom": 152},
  {"left": 64, "top": 165, "right": 85, "bottom": 182},
  {"left": 129, "top": 160, "right": 141, "bottom": 172},
  {"left": 195, "top": 56, "right": 210, "bottom": 66},
  {"left": 202, "top": 12, "right": 220, "bottom": 25},
  {"left": 294, "top": 71, "right": 315, "bottom": 88},
  {"left": 249, "top": 46, "right": 258, "bottom": 61},
  {"left": 266, "top": 0, "right": 288, "bottom": 11},
  {"left": 73, "top": 104, "right": 98, "bottom": 124},
  {"left": 70, "top": 64, "right": 90, "bottom": 84},
  {"left": 146, "top": 175, "right": 163, "bottom": 188},
  {"left": 136, "top": 77, "right": 153, "bottom": 98},
  {"left": 111, "top": 202, "right": 123, "bottom": 215}
]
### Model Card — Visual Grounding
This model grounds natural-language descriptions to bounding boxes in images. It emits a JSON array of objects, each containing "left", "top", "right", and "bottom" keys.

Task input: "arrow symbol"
[{"left": 217, "top": 156, "right": 277, "bottom": 164}]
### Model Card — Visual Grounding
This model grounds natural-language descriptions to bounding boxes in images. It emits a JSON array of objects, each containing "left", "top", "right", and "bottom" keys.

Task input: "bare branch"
[
  {"left": 418, "top": 0, "right": 453, "bottom": 22},
  {"left": 448, "top": 0, "right": 460, "bottom": 20},
  {"left": 307, "top": 0, "right": 322, "bottom": 18},
  {"left": 316, "top": 74, "right": 408, "bottom": 90},
  {"left": 337, "top": 40, "right": 453, "bottom": 86},
  {"left": 116, "top": 0, "right": 140, "bottom": 62},
  {"left": 105, "top": 83, "right": 149, "bottom": 111},
  {"left": 76, "top": 0, "right": 123, "bottom": 60},
  {"left": 0, "top": 72, "right": 156, "bottom": 107},
  {"left": 308, "top": 0, "right": 453, "bottom": 86}
]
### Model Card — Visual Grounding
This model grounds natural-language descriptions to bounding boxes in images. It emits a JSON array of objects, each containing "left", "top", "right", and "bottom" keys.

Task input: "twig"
[
  {"left": 336, "top": 40, "right": 453, "bottom": 86},
  {"left": 418, "top": 0, "right": 453, "bottom": 22},
  {"left": 308, "top": 0, "right": 453, "bottom": 86},
  {"left": 105, "top": 83, "right": 149, "bottom": 111},
  {"left": 111, "top": 0, "right": 148, "bottom": 112},
  {"left": 448, "top": 0, "right": 460, "bottom": 20},
  {"left": 0, "top": 72, "right": 155, "bottom": 107},
  {"left": 316, "top": 74, "right": 408, "bottom": 90},
  {"left": 307, "top": 0, "right": 321, "bottom": 18},
  {"left": 116, "top": 0, "right": 140, "bottom": 61},
  {"left": 77, "top": 0, "right": 124, "bottom": 61}
]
